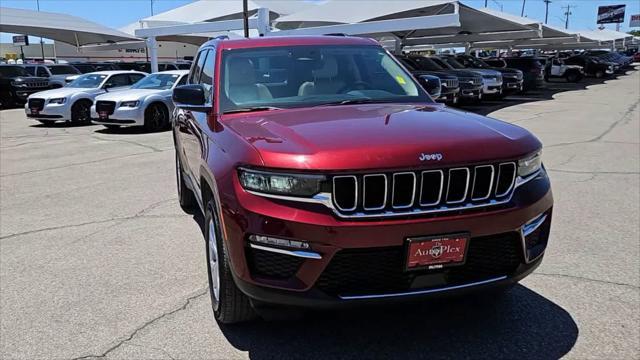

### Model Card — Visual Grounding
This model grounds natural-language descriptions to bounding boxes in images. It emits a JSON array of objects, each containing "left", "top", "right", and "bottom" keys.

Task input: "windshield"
[
  {"left": 467, "top": 57, "right": 490, "bottom": 68},
  {"left": 429, "top": 57, "right": 454, "bottom": 70},
  {"left": 132, "top": 73, "right": 183, "bottom": 90},
  {"left": 47, "top": 65, "right": 80, "bottom": 75},
  {"left": 67, "top": 73, "right": 107, "bottom": 88},
  {"left": 411, "top": 57, "right": 445, "bottom": 71},
  {"left": 0, "top": 66, "right": 30, "bottom": 77},
  {"left": 441, "top": 58, "right": 466, "bottom": 69},
  {"left": 220, "top": 45, "right": 430, "bottom": 113},
  {"left": 72, "top": 64, "right": 96, "bottom": 73}
]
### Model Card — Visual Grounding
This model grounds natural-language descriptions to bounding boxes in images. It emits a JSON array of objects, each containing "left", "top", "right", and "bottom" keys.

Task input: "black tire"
[
  {"left": 594, "top": 70, "right": 605, "bottom": 79},
  {"left": 175, "top": 151, "right": 196, "bottom": 212},
  {"left": 38, "top": 120, "right": 55, "bottom": 126},
  {"left": 565, "top": 71, "right": 582, "bottom": 83},
  {"left": 205, "top": 198, "right": 256, "bottom": 324},
  {"left": 104, "top": 125, "right": 120, "bottom": 130},
  {"left": 71, "top": 100, "right": 92, "bottom": 124},
  {"left": 144, "top": 103, "right": 169, "bottom": 132}
]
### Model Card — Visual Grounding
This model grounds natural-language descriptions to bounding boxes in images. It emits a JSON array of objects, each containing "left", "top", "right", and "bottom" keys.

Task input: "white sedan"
[
  {"left": 25, "top": 71, "right": 146, "bottom": 125},
  {"left": 91, "top": 70, "right": 188, "bottom": 132}
]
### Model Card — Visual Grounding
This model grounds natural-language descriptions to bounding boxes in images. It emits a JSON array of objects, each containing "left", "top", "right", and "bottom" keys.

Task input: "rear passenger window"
[
  {"left": 200, "top": 49, "right": 215, "bottom": 103},
  {"left": 128, "top": 74, "right": 145, "bottom": 84},
  {"left": 189, "top": 50, "right": 209, "bottom": 84}
]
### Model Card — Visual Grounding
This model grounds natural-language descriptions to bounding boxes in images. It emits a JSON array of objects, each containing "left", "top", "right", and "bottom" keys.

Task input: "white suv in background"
[{"left": 22, "top": 64, "right": 81, "bottom": 88}]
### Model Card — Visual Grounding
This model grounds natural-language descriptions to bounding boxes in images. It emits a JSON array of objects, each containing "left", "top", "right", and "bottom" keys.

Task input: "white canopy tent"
[
  {"left": 0, "top": 7, "right": 139, "bottom": 47},
  {"left": 274, "top": 1, "right": 542, "bottom": 47}
]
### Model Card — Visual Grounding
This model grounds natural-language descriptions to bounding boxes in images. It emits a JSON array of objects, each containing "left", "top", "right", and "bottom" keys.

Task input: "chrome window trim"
[
  {"left": 332, "top": 175, "right": 358, "bottom": 212},
  {"left": 419, "top": 170, "right": 444, "bottom": 206},
  {"left": 471, "top": 165, "right": 495, "bottom": 201},
  {"left": 446, "top": 168, "right": 470, "bottom": 204},
  {"left": 339, "top": 276, "right": 508, "bottom": 300},
  {"left": 391, "top": 172, "right": 416, "bottom": 209},
  {"left": 249, "top": 243, "right": 322, "bottom": 260},
  {"left": 363, "top": 174, "right": 387, "bottom": 211},
  {"left": 495, "top": 162, "right": 517, "bottom": 197}
]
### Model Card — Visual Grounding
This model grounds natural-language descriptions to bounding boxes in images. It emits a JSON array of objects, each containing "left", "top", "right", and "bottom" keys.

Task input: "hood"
[
  {"left": 225, "top": 104, "right": 541, "bottom": 170},
  {"left": 445, "top": 69, "right": 482, "bottom": 78},
  {"left": 410, "top": 70, "right": 458, "bottom": 80},
  {"left": 463, "top": 68, "right": 501, "bottom": 76},
  {"left": 490, "top": 67, "right": 521, "bottom": 75},
  {"left": 28, "top": 87, "right": 100, "bottom": 99},
  {"left": 96, "top": 88, "right": 167, "bottom": 101}
]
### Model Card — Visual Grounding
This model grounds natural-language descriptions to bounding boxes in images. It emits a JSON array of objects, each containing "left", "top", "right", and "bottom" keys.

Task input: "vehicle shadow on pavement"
[
  {"left": 29, "top": 121, "right": 96, "bottom": 128},
  {"left": 94, "top": 126, "right": 171, "bottom": 135},
  {"left": 218, "top": 285, "right": 578, "bottom": 359},
  {"left": 189, "top": 208, "right": 578, "bottom": 359}
]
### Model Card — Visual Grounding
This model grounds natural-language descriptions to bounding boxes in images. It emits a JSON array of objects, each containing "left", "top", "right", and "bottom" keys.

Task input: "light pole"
[
  {"left": 544, "top": 0, "right": 551, "bottom": 24},
  {"left": 36, "top": 0, "right": 45, "bottom": 61},
  {"left": 521, "top": 0, "right": 526, "bottom": 17},
  {"left": 243, "top": 0, "right": 249, "bottom": 38}
]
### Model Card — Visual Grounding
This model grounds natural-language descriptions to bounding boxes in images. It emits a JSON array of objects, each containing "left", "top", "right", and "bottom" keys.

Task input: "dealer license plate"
[
  {"left": 30, "top": 108, "right": 39, "bottom": 115},
  {"left": 406, "top": 233, "right": 469, "bottom": 271},
  {"left": 98, "top": 111, "right": 109, "bottom": 120}
]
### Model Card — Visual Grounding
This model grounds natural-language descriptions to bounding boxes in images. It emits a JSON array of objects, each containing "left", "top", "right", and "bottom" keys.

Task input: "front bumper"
[
  {"left": 90, "top": 104, "right": 145, "bottom": 126},
  {"left": 482, "top": 80, "right": 503, "bottom": 95},
  {"left": 24, "top": 101, "right": 71, "bottom": 121},
  {"left": 502, "top": 78, "right": 524, "bottom": 92},
  {"left": 13, "top": 88, "right": 49, "bottom": 102},
  {"left": 221, "top": 167, "right": 553, "bottom": 307}
]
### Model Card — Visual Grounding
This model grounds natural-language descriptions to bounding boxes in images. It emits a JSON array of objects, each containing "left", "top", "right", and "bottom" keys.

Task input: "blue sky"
[{"left": 1, "top": 0, "right": 639, "bottom": 43}]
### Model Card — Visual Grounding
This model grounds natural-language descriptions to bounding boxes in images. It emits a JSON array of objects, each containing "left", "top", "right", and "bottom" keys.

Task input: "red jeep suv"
[{"left": 172, "top": 36, "right": 553, "bottom": 323}]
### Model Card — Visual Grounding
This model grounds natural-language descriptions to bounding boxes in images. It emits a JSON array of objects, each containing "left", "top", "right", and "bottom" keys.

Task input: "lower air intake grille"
[
  {"left": 246, "top": 247, "right": 303, "bottom": 279},
  {"left": 315, "top": 232, "right": 523, "bottom": 297},
  {"left": 95, "top": 101, "right": 116, "bottom": 115}
]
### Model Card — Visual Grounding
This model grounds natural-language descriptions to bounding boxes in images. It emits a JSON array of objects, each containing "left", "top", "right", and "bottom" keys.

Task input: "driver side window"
[{"left": 105, "top": 74, "right": 129, "bottom": 88}]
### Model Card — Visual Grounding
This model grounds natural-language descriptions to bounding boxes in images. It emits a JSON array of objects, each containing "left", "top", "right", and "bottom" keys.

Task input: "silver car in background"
[
  {"left": 23, "top": 64, "right": 82, "bottom": 88},
  {"left": 91, "top": 70, "right": 188, "bottom": 132},
  {"left": 25, "top": 71, "right": 146, "bottom": 125}
]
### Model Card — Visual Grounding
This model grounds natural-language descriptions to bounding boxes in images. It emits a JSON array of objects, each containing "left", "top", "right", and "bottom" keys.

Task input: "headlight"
[
  {"left": 239, "top": 168, "right": 325, "bottom": 197},
  {"left": 120, "top": 100, "right": 139, "bottom": 108},
  {"left": 518, "top": 151, "right": 542, "bottom": 177},
  {"left": 48, "top": 98, "right": 67, "bottom": 104}
]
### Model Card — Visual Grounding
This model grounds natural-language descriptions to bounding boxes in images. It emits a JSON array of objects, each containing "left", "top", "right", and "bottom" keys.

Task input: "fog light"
[{"left": 249, "top": 235, "right": 310, "bottom": 249}]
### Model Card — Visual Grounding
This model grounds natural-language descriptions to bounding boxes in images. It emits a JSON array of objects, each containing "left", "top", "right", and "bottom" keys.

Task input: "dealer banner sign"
[
  {"left": 598, "top": 5, "right": 626, "bottom": 24},
  {"left": 12, "top": 35, "right": 29, "bottom": 46},
  {"left": 631, "top": 14, "right": 640, "bottom": 28}
]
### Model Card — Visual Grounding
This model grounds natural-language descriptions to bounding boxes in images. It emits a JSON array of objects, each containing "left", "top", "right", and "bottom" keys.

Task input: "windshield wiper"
[
  {"left": 223, "top": 106, "right": 282, "bottom": 114},
  {"left": 315, "top": 98, "right": 388, "bottom": 107}
]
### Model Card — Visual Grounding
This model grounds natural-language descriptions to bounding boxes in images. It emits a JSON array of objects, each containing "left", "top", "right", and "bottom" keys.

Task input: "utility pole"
[
  {"left": 484, "top": 0, "right": 488, "bottom": 7},
  {"left": 521, "top": 0, "right": 526, "bottom": 17},
  {"left": 544, "top": 0, "right": 551, "bottom": 24},
  {"left": 36, "top": 0, "right": 45, "bottom": 61},
  {"left": 243, "top": 0, "right": 249, "bottom": 38},
  {"left": 150, "top": 0, "right": 154, "bottom": 16},
  {"left": 562, "top": 4, "right": 575, "bottom": 29}
]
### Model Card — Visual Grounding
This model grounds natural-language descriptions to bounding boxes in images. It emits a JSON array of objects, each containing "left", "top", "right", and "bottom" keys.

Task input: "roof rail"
[{"left": 212, "top": 35, "right": 229, "bottom": 41}]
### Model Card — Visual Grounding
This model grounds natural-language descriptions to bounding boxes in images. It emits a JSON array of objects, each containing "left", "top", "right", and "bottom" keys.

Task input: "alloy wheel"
[{"left": 208, "top": 218, "right": 220, "bottom": 310}]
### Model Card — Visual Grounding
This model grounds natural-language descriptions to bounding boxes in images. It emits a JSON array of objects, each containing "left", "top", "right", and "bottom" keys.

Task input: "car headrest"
[
  {"left": 312, "top": 56, "right": 338, "bottom": 79},
  {"left": 228, "top": 58, "right": 255, "bottom": 86}
]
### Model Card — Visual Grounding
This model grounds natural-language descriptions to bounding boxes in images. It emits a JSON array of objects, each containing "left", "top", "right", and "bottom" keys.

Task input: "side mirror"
[{"left": 173, "top": 84, "right": 210, "bottom": 111}]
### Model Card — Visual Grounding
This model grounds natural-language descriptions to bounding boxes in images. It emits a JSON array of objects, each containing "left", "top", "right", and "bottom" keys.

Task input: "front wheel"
[
  {"left": 205, "top": 199, "right": 256, "bottom": 324},
  {"left": 71, "top": 100, "right": 92, "bottom": 124},
  {"left": 594, "top": 70, "right": 605, "bottom": 79},
  {"left": 565, "top": 72, "right": 582, "bottom": 83},
  {"left": 144, "top": 103, "right": 169, "bottom": 132}
]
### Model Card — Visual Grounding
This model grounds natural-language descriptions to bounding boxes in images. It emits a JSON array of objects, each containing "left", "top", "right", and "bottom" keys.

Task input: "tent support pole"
[
  {"left": 464, "top": 42, "right": 471, "bottom": 55},
  {"left": 147, "top": 37, "right": 158, "bottom": 73}
]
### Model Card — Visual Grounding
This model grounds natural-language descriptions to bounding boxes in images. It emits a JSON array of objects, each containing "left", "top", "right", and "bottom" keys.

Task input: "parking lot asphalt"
[{"left": 1, "top": 69, "right": 639, "bottom": 360}]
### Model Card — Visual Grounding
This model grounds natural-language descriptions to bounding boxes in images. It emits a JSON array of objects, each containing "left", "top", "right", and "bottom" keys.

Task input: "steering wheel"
[{"left": 339, "top": 81, "right": 373, "bottom": 94}]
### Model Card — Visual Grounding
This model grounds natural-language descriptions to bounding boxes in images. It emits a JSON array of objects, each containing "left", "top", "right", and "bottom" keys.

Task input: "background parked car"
[
  {"left": 455, "top": 54, "right": 524, "bottom": 95},
  {"left": 439, "top": 55, "right": 504, "bottom": 98},
  {"left": 543, "top": 57, "right": 583, "bottom": 82},
  {"left": 0, "top": 64, "right": 50, "bottom": 108},
  {"left": 91, "top": 70, "right": 188, "bottom": 131},
  {"left": 409, "top": 55, "right": 483, "bottom": 102},
  {"left": 484, "top": 57, "right": 544, "bottom": 92},
  {"left": 25, "top": 70, "right": 146, "bottom": 125},
  {"left": 563, "top": 55, "right": 614, "bottom": 78},
  {"left": 22, "top": 64, "right": 80, "bottom": 88},
  {"left": 395, "top": 55, "right": 460, "bottom": 105}
]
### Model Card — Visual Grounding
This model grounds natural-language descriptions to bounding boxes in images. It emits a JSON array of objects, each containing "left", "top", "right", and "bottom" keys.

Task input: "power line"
[{"left": 562, "top": 4, "right": 576, "bottom": 29}]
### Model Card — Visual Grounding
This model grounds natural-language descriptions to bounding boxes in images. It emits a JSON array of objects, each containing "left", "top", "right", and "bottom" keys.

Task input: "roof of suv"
[{"left": 212, "top": 35, "right": 379, "bottom": 50}]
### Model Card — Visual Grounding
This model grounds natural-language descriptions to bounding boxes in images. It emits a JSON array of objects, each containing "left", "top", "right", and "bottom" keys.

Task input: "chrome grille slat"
[
  {"left": 446, "top": 168, "right": 470, "bottom": 204},
  {"left": 363, "top": 174, "right": 387, "bottom": 211},
  {"left": 471, "top": 165, "right": 494, "bottom": 201},
  {"left": 331, "top": 162, "right": 518, "bottom": 217}
]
